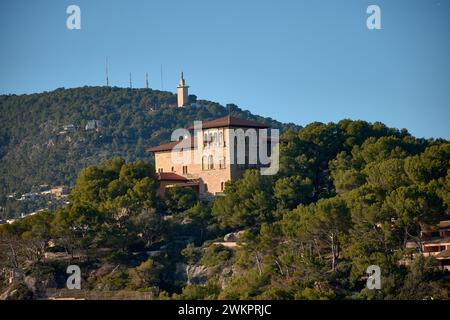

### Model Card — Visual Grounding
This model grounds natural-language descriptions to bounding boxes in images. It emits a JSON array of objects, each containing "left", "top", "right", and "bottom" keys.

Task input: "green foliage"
[
  {"left": 219, "top": 269, "right": 271, "bottom": 299},
  {"left": 180, "top": 201, "right": 216, "bottom": 242},
  {"left": 174, "top": 280, "right": 221, "bottom": 300},
  {"left": 181, "top": 243, "right": 202, "bottom": 265},
  {"left": 70, "top": 157, "right": 160, "bottom": 213},
  {"left": 274, "top": 176, "right": 313, "bottom": 210},
  {"left": 1, "top": 114, "right": 448, "bottom": 300},
  {"left": 0, "top": 86, "right": 294, "bottom": 214},
  {"left": 363, "top": 158, "right": 410, "bottom": 192},
  {"left": 404, "top": 143, "right": 450, "bottom": 184},
  {"left": 201, "top": 245, "right": 234, "bottom": 268},
  {"left": 212, "top": 170, "right": 275, "bottom": 229},
  {"left": 165, "top": 187, "right": 199, "bottom": 214},
  {"left": 210, "top": 119, "right": 448, "bottom": 300},
  {"left": 398, "top": 256, "right": 449, "bottom": 300},
  {"left": 129, "top": 258, "right": 164, "bottom": 289},
  {"left": 96, "top": 270, "right": 130, "bottom": 291},
  {"left": 294, "top": 287, "right": 336, "bottom": 300},
  {"left": 130, "top": 208, "right": 166, "bottom": 248}
]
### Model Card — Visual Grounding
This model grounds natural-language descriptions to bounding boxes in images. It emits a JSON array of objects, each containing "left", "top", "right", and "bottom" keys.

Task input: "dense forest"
[
  {"left": 0, "top": 87, "right": 297, "bottom": 218},
  {"left": 1, "top": 115, "right": 449, "bottom": 300}
]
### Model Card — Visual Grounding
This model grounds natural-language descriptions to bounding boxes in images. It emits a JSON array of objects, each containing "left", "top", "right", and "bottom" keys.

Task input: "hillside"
[
  {"left": 0, "top": 86, "right": 299, "bottom": 202},
  {"left": 1, "top": 116, "right": 448, "bottom": 300}
]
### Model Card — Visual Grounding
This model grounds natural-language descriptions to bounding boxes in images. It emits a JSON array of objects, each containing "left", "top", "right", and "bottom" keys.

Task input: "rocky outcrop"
[
  {"left": 186, "top": 265, "right": 210, "bottom": 285},
  {"left": 223, "top": 230, "right": 246, "bottom": 242},
  {"left": 218, "top": 266, "right": 234, "bottom": 289}
]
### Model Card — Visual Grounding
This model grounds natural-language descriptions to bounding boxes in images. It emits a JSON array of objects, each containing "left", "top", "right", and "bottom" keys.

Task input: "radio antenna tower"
[
  {"left": 105, "top": 57, "right": 110, "bottom": 87},
  {"left": 146, "top": 72, "right": 149, "bottom": 89},
  {"left": 129, "top": 72, "right": 132, "bottom": 89}
]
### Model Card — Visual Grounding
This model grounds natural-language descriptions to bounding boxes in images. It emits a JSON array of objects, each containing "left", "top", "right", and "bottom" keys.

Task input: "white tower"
[{"left": 177, "top": 72, "right": 189, "bottom": 108}]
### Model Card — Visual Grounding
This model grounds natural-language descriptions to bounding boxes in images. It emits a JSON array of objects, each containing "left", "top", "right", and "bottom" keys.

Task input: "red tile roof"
[
  {"left": 157, "top": 172, "right": 189, "bottom": 181},
  {"left": 146, "top": 138, "right": 195, "bottom": 153},
  {"left": 166, "top": 179, "right": 201, "bottom": 187},
  {"left": 188, "top": 115, "right": 268, "bottom": 130}
]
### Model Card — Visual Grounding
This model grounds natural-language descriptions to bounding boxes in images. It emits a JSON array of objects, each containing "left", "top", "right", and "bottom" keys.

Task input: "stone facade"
[{"left": 147, "top": 116, "right": 271, "bottom": 197}]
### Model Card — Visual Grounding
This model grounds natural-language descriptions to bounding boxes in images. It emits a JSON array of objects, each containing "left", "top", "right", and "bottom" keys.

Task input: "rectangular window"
[
  {"left": 208, "top": 155, "right": 214, "bottom": 170},
  {"left": 182, "top": 166, "right": 188, "bottom": 174},
  {"left": 219, "top": 157, "right": 226, "bottom": 169}
]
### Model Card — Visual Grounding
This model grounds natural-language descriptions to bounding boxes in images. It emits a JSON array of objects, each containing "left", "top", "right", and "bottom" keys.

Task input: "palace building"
[{"left": 146, "top": 115, "right": 274, "bottom": 197}]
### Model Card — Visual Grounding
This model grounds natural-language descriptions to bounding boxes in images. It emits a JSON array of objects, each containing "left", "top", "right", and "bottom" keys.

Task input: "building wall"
[
  {"left": 154, "top": 126, "right": 271, "bottom": 196},
  {"left": 154, "top": 143, "right": 231, "bottom": 196}
]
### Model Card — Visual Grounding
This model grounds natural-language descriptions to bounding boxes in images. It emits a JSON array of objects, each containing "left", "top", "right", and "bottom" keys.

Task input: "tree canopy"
[{"left": 1, "top": 109, "right": 449, "bottom": 300}]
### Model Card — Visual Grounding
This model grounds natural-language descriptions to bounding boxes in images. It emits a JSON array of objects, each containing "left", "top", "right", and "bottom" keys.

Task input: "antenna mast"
[
  {"left": 129, "top": 72, "right": 132, "bottom": 89},
  {"left": 105, "top": 57, "right": 109, "bottom": 87},
  {"left": 146, "top": 72, "right": 149, "bottom": 89}
]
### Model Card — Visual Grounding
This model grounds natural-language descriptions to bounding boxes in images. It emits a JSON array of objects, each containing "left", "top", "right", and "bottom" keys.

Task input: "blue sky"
[{"left": 0, "top": 0, "right": 449, "bottom": 138}]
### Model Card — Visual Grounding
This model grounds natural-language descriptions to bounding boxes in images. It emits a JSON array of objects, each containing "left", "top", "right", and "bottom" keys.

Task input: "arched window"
[
  {"left": 234, "top": 136, "right": 238, "bottom": 165},
  {"left": 213, "top": 132, "right": 218, "bottom": 145},
  {"left": 202, "top": 156, "right": 207, "bottom": 170},
  {"left": 208, "top": 155, "right": 214, "bottom": 170},
  {"left": 245, "top": 136, "right": 249, "bottom": 165},
  {"left": 219, "top": 131, "right": 223, "bottom": 146}
]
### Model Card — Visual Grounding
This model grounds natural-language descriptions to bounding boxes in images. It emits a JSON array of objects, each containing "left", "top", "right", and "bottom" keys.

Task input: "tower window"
[
  {"left": 219, "top": 157, "right": 226, "bottom": 169},
  {"left": 219, "top": 131, "right": 223, "bottom": 146},
  {"left": 202, "top": 156, "right": 207, "bottom": 170},
  {"left": 208, "top": 155, "right": 214, "bottom": 170}
]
